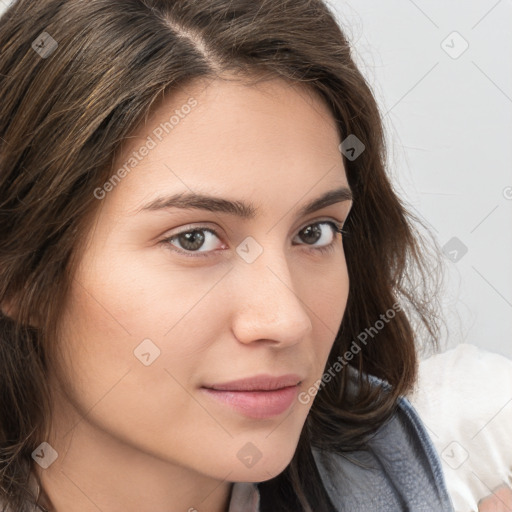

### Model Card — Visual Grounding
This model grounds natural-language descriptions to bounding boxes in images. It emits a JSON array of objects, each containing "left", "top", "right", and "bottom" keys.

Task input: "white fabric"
[{"left": 407, "top": 343, "right": 512, "bottom": 512}]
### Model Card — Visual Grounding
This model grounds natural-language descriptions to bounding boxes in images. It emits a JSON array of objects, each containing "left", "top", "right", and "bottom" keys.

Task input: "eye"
[
  {"left": 292, "top": 221, "right": 346, "bottom": 254},
  {"left": 162, "top": 227, "right": 225, "bottom": 257},
  {"left": 161, "top": 220, "right": 348, "bottom": 258}
]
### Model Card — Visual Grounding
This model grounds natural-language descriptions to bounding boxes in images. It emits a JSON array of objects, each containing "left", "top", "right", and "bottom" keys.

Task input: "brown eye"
[
  {"left": 299, "top": 224, "right": 323, "bottom": 244},
  {"left": 293, "top": 221, "right": 343, "bottom": 253},
  {"left": 175, "top": 230, "right": 207, "bottom": 251},
  {"left": 163, "top": 227, "right": 224, "bottom": 257}
]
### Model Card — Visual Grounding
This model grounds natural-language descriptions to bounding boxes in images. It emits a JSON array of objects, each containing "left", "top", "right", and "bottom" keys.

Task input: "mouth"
[{"left": 200, "top": 374, "right": 303, "bottom": 419}]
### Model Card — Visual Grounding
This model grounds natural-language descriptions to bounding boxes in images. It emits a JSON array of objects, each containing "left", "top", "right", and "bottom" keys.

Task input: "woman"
[{"left": 0, "top": 0, "right": 474, "bottom": 510}]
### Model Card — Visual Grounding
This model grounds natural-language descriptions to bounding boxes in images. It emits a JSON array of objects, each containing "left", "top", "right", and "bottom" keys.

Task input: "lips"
[
  {"left": 200, "top": 374, "right": 303, "bottom": 419},
  {"left": 203, "top": 374, "right": 302, "bottom": 392}
]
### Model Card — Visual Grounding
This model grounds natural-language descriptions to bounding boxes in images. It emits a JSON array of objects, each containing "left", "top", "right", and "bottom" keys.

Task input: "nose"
[{"left": 229, "top": 246, "right": 314, "bottom": 348}]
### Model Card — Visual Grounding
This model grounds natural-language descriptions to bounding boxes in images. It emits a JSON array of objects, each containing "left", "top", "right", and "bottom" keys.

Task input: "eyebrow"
[{"left": 138, "top": 185, "right": 353, "bottom": 219}]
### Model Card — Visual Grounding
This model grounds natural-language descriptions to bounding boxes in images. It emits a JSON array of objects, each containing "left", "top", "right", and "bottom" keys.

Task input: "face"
[{"left": 53, "top": 76, "right": 352, "bottom": 484}]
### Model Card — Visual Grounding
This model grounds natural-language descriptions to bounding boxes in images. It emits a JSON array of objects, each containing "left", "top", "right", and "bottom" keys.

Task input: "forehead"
[{"left": 103, "top": 75, "right": 347, "bottom": 215}]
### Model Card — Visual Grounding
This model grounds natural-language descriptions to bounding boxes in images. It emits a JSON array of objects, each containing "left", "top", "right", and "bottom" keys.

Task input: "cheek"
[
  {"left": 76, "top": 243, "right": 229, "bottom": 339},
  {"left": 53, "top": 270, "right": 222, "bottom": 461},
  {"left": 310, "top": 257, "right": 349, "bottom": 320},
  {"left": 55, "top": 245, "right": 232, "bottom": 412},
  {"left": 305, "top": 262, "right": 349, "bottom": 371}
]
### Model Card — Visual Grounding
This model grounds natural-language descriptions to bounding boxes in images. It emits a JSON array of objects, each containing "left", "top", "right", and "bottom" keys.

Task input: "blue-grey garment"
[
  {"left": 310, "top": 394, "right": 454, "bottom": 511},
  {"left": 229, "top": 370, "right": 455, "bottom": 512}
]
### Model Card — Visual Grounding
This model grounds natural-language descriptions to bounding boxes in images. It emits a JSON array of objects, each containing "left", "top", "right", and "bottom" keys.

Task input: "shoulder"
[
  {"left": 312, "top": 370, "right": 454, "bottom": 512},
  {"left": 407, "top": 344, "right": 512, "bottom": 511},
  {"left": 411, "top": 343, "right": 512, "bottom": 401}
]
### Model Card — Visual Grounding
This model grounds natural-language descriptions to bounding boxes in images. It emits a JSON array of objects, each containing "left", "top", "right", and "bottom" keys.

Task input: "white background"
[
  {"left": 329, "top": 0, "right": 512, "bottom": 358},
  {"left": 1, "top": 0, "right": 511, "bottom": 357}
]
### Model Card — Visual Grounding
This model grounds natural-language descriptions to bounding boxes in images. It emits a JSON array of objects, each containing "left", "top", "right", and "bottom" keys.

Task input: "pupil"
[
  {"left": 301, "top": 225, "right": 321, "bottom": 244},
  {"left": 180, "top": 231, "right": 205, "bottom": 250}
]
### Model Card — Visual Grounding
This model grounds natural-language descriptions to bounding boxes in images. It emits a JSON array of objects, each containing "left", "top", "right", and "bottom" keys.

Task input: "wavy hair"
[{"left": 0, "top": 0, "right": 445, "bottom": 510}]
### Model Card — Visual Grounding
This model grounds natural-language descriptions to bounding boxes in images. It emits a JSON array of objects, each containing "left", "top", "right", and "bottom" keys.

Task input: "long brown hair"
[{"left": 0, "top": 1, "right": 445, "bottom": 510}]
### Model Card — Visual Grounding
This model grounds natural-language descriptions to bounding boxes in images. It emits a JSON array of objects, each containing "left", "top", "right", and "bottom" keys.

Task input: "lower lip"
[{"left": 200, "top": 386, "right": 299, "bottom": 419}]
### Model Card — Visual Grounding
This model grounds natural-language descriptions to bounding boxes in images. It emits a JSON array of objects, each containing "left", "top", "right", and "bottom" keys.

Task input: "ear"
[
  {"left": 1, "top": 297, "right": 40, "bottom": 328},
  {"left": 1, "top": 298, "right": 16, "bottom": 319}
]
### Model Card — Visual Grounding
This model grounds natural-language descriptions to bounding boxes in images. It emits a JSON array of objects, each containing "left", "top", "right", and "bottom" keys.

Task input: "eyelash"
[{"left": 160, "top": 220, "right": 349, "bottom": 259}]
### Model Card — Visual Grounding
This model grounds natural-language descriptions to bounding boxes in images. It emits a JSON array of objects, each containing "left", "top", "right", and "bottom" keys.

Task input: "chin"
[{"left": 230, "top": 449, "right": 296, "bottom": 484}]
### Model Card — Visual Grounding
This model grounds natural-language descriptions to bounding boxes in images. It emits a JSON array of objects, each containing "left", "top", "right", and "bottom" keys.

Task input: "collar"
[
  {"left": 28, "top": 469, "right": 260, "bottom": 512},
  {"left": 228, "top": 482, "right": 260, "bottom": 512}
]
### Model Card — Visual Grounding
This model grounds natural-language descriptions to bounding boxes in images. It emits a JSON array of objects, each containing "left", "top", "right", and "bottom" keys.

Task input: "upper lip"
[{"left": 202, "top": 374, "right": 302, "bottom": 391}]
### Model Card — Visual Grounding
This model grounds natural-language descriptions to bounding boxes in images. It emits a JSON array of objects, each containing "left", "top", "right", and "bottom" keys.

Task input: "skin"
[
  {"left": 32, "top": 75, "right": 353, "bottom": 512},
  {"left": 478, "top": 485, "right": 512, "bottom": 512}
]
